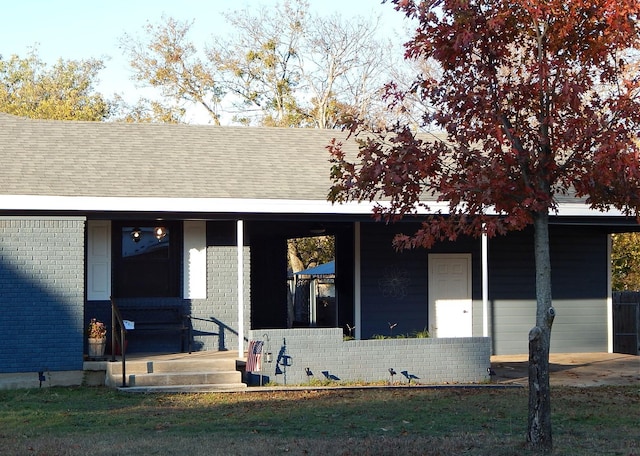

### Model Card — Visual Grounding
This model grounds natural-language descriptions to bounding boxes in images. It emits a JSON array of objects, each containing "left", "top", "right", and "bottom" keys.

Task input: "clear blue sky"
[{"left": 0, "top": 1, "right": 412, "bottom": 109}]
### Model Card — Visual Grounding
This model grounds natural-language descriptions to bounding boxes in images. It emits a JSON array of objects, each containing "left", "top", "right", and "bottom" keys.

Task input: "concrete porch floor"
[
  {"left": 83, "top": 349, "right": 243, "bottom": 371},
  {"left": 97, "top": 349, "right": 243, "bottom": 362}
]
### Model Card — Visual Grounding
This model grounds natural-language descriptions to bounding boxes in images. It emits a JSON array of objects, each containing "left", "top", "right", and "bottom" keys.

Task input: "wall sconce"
[
  {"left": 131, "top": 227, "right": 142, "bottom": 243},
  {"left": 154, "top": 226, "right": 167, "bottom": 241}
]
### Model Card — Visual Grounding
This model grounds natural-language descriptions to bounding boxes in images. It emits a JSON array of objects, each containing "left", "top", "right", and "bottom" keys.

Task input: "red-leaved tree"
[{"left": 328, "top": 0, "right": 640, "bottom": 450}]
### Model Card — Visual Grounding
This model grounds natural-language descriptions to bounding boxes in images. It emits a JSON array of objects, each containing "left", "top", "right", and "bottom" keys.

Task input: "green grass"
[{"left": 0, "top": 386, "right": 638, "bottom": 455}]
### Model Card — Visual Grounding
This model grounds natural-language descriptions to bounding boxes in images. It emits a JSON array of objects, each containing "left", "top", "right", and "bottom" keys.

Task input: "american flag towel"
[{"left": 246, "top": 340, "right": 264, "bottom": 372}]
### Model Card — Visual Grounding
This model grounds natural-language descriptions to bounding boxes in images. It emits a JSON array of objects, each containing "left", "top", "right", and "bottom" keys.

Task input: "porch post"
[
  {"left": 482, "top": 230, "right": 489, "bottom": 337},
  {"left": 237, "top": 220, "right": 245, "bottom": 357},
  {"left": 607, "top": 234, "right": 613, "bottom": 353},
  {"left": 354, "top": 222, "right": 361, "bottom": 339}
]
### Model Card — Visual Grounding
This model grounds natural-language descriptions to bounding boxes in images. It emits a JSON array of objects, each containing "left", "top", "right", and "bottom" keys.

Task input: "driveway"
[{"left": 491, "top": 352, "right": 639, "bottom": 387}]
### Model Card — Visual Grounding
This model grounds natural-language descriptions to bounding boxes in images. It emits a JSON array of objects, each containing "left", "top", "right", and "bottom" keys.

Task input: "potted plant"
[{"left": 87, "top": 318, "right": 107, "bottom": 359}]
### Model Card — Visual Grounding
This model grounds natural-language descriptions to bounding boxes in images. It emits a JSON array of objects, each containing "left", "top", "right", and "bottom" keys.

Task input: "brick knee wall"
[{"left": 248, "top": 329, "right": 491, "bottom": 385}]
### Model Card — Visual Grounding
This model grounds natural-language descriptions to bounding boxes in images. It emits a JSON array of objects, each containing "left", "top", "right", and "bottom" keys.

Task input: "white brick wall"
[{"left": 248, "top": 328, "right": 491, "bottom": 385}]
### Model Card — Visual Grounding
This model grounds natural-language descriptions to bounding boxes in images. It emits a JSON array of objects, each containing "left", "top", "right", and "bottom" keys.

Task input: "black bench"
[{"left": 111, "top": 298, "right": 192, "bottom": 354}]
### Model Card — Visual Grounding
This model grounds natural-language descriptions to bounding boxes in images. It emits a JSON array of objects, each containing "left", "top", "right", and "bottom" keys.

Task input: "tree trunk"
[{"left": 527, "top": 210, "right": 555, "bottom": 451}]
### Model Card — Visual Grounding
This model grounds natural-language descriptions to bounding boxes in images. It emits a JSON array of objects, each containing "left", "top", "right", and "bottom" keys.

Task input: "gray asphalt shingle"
[
  {"left": 0, "top": 113, "right": 355, "bottom": 201},
  {"left": 0, "top": 113, "right": 597, "bottom": 215}
]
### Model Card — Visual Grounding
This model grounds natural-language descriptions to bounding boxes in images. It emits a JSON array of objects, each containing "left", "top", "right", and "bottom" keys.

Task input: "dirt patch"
[{"left": 491, "top": 352, "right": 639, "bottom": 387}]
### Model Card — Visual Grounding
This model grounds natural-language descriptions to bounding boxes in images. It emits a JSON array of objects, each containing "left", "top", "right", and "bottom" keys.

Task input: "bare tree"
[
  {"left": 120, "top": 1, "right": 408, "bottom": 128},
  {"left": 301, "top": 13, "right": 389, "bottom": 129},
  {"left": 206, "top": 0, "right": 308, "bottom": 126},
  {"left": 120, "top": 16, "right": 224, "bottom": 124}
]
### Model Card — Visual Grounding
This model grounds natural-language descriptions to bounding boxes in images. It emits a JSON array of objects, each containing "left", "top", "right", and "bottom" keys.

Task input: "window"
[{"left": 112, "top": 221, "right": 181, "bottom": 297}]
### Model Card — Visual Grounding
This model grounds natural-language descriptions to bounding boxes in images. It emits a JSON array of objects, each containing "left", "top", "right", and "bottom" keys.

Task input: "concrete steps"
[{"left": 104, "top": 354, "right": 247, "bottom": 391}]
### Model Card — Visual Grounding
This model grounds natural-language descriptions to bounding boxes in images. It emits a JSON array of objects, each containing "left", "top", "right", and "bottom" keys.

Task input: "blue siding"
[
  {"left": 360, "top": 223, "right": 427, "bottom": 338},
  {"left": 489, "top": 225, "right": 608, "bottom": 300},
  {"left": 360, "top": 223, "right": 481, "bottom": 338},
  {"left": 358, "top": 222, "right": 608, "bottom": 355},
  {"left": 489, "top": 225, "right": 609, "bottom": 354}
]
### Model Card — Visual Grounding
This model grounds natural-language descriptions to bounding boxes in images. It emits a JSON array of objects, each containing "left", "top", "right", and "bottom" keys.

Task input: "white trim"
[
  {"left": 0, "top": 195, "right": 386, "bottom": 214},
  {"left": 0, "top": 194, "right": 628, "bottom": 217},
  {"left": 183, "top": 221, "right": 207, "bottom": 299},
  {"left": 354, "top": 222, "right": 361, "bottom": 340},
  {"left": 237, "top": 220, "right": 245, "bottom": 357},
  {"left": 0, "top": 216, "right": 86, "bottom": 221},
  {"left": 87, "top": 220, "right": 111, "bottom": 301},
  {"left": 607, "top": 234, "right": 614, "bottom": 353},
  {"left": 482, "top": 232, "right": 489, "bottom": 337}
]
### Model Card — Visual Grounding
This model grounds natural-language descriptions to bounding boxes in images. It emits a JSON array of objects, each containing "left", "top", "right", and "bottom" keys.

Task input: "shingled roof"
[
  {"left": 0, "top": 113, "right": 617, "bottom": 218},
  {"left": 0, "top": 113, "right": 355, "bottom": 200}
]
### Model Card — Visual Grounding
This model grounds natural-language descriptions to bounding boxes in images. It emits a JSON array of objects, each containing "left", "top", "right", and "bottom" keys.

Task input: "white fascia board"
[
  {"left": 0, "top": 195, "right": 382, "bottom": 214},
  {"left": 480, "top": 203, "right": 625, "bottom": 217},
  {"left": 0, "top": 194, "right": 625, "bottom": 217},
  {"left": 553, "top": 203, "right": 624, "bottom": 217}
]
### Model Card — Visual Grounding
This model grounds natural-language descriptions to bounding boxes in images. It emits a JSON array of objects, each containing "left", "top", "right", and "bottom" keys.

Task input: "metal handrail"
[{"left": 110, "top": 296, "right": 127, "bottom": 387}]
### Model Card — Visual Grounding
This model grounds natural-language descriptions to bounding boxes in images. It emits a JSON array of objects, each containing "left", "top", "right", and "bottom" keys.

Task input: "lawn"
[{"left": 0, "top": 385, "right": 638, "bottom": 455}]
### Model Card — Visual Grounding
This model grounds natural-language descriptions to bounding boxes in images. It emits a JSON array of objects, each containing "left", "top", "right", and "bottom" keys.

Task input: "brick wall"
[
  {"left": 248, "top": 328, "right": 491, "bottom": 385},
  {"left": 0, "top": 218, "right": 85, "bottom": 373},
  {"left": 189, "top": 224, "right": 250, "bottom": 352}
]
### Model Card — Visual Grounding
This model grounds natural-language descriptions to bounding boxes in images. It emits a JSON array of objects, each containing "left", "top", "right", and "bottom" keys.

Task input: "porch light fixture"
[
  {"left": 154, "top": 226, "right": 167, "bottom": 241},
  {"left": 130, "top": 227, "right": 142, "bottom": 243}
]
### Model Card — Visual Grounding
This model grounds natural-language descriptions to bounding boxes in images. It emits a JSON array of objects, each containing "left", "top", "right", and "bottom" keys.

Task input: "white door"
[{"left": 428, "top": 254, "right": 472, "bottom": 337}]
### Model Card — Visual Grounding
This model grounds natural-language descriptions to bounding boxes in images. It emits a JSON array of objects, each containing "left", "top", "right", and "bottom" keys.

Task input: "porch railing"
[{"left": 110, "top": 296, "right": 127, "bottom": 387}]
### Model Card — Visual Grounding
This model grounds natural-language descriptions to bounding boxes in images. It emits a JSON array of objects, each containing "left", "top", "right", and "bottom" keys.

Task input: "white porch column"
[
  {"left": 354, "top": 222, "right": 362, "bottom": 339},
  {"left": 607, "top": 234, "right": 613, "bottom": 353},
  {"left": 482, "top": 231, "right": 489, "bottom": 337},
  {"left": 237, "top": 220, "right": 245, "bottom": 357}
]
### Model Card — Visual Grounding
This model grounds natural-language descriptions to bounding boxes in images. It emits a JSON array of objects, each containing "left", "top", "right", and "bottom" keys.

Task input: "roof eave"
[{"left": 0, "top": 195, "right": 627, "bottom": 218}]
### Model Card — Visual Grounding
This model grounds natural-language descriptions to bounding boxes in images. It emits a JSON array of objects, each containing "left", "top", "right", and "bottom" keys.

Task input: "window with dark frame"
[{"left": 112, "top": 221, "right": 181, "bottom": 298}]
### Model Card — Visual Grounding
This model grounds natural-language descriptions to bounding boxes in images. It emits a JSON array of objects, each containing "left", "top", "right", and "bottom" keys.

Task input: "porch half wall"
[{"left": 248, "top": 328, "right": 491, "bottom": 385}]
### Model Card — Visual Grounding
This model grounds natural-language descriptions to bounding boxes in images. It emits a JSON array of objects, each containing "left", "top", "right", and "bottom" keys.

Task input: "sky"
[{"left": 0, "top": 1, "right": 413, "bottom": 121}]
